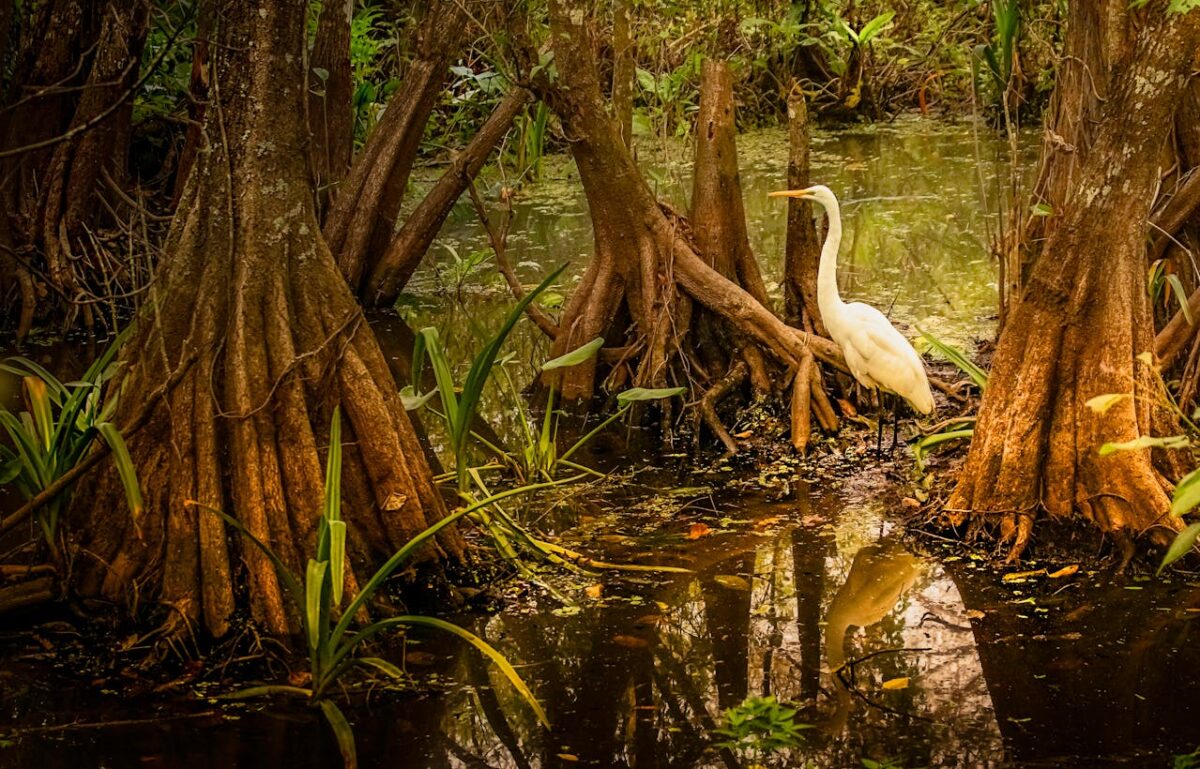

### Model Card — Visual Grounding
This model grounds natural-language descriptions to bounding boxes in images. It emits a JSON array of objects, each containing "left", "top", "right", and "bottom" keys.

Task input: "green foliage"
[
  {"left": 917, "top": 328, "right": 988, "bottom": 390},
  {"left": 405, "top": 265, "right": 568, "bottom": 491},
  {"left": 197, "top": 408, "right": 552, "bottom": 768},
  {"left": 348, "top": 4, "right": 401, "bottom": 145},
  {"left": 713, "top": 695, "right": 811, "bottom": 766},
  {"left": 0, "top": 334, "right": 142, "bottom": 559},
  {"left": 1173, "top": 746, "right": 1200, "bottom": 769}
]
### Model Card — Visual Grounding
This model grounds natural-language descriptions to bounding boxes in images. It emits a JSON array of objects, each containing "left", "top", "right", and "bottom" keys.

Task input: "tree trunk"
[
  {"left": 362, "top": 87, "right": 531, "bottom": 306},
  {"left": 947, "top": 5, "right": 1200, "bottom": 561},
  {"left": 69, "top": 0, "right": 463, "bottom": 639},
  {"left": 783, "top": 86, "right": 825, "bottom": 336},
  {"left": 309, "top": 0, "right": 354, "bottom": 215},
  {"left": 324, "top": 0, "right": 467, "bottom": 289},
  {"left": 37, "top": 0, "right": 147, "bottom": 323},
  {"left": 611, "top": 0, "right": 634, "bottom": 149},
  {"left": 535, "top": 1, "right": 842, "bottom": 452}
]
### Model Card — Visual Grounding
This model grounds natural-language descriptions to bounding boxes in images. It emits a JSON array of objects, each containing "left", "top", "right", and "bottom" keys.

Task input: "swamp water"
[{"left": 4, "top": 121, "right": 1200, "bottom": 768}]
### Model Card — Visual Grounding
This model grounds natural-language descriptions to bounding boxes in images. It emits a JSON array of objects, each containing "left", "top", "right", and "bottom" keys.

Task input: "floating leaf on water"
[
  {"left": 1003, "top": 569, "right": 1046, "bottom": 582},
  {"left": 557, "top": 755, "right": 579, "bottom": 763},
  {"left": 881, "top": 677, "right": 910, "bottom": 690},
  {"left": 686, "top": 523, "right": 712, "bottom": 540},
  {"left": 552, "top": 605, "right": 582, "bottom": 617},
  {"left": 713, "top": 574, "right": 751, "bottom": 591},
  {"left": 1047, "top": 564, "right": 1079, "bottom": 579},
  {"left": 964, "top": 609, "right": 985, "bottom": 619},
  {"left": 584, "top": 583, "right": 604, "bottom": 599}
]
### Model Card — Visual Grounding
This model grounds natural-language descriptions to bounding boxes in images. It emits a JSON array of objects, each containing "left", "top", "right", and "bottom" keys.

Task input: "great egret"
[{"left": 770, "top": 184, "right": 934, "bottom": 451}]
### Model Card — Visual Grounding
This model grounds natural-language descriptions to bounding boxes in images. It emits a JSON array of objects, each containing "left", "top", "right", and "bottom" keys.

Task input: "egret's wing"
[{"left": 841, "top": 303, "right": 934, "bottom": 413}]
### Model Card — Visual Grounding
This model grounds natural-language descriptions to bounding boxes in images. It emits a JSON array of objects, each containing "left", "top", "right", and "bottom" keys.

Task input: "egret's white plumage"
[{"left": 771, "top": 184, "right": 934, "bottom": 415}]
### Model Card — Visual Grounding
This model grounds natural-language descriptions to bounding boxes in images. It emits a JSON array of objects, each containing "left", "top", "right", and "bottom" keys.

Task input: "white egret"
[{"left": 770, "top": 184, "right": 934, "bottom": 451}]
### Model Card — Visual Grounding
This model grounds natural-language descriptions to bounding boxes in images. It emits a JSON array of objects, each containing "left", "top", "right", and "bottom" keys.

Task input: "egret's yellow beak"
[{"left": 768, "top": 188, "right": 813, "bottom": 199}]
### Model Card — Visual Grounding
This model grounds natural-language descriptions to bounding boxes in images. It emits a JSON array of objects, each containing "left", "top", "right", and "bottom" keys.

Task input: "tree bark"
[
  {"left": 783, "top": 85, "right": 825, "bottom": 336},
  {"left": 324, "top": 0, "right": 467, "bottom": 290},
  {"left": 69, "top": 0, "right": 463, "bottom": 638},
  {"left": 947, "top": 5, "right": 1200, "bottom": 560},
  {"left": 611, "top": 0, "right": 634, "bottom": 149},
  {"left": 309, "top": 0, "right": 354, "bottom": 215},
  {"left": 363, "top": 87, "right": 531, "bottom": 305},
  {"left": 535, "top": 1, "right": 843, "bottom": 452}
]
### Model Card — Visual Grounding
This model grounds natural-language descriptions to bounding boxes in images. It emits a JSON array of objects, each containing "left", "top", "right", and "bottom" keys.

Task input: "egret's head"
[{"left": 768, "top": 184, "right": 838, "bottom": 211}]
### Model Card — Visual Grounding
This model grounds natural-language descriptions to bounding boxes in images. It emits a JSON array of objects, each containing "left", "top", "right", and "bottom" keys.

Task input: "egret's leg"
[
  {"left": 875, "top": 391, "right": 884, "bottom": 455},
  {"left": 889, "top": 396, "right": 900, "bottom": 453}
]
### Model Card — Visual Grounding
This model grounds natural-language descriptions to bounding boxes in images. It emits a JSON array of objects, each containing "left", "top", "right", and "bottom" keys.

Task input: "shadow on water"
[{"left": 5, "top": 471, "right": 1200, "bottom": 768}]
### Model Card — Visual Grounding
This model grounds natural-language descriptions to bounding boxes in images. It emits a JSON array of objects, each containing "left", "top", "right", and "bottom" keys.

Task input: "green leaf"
[
  {"left": 329, "top": 520, "right": 347, "bottom": 608},
  {"left": 1171, "top": 467, "right": 1200, "bottom": 517},
  {"left": 541, "top": 337, "right": 604, "bottom": 371},
  {"left": 1030, "top": 202, "right": 1053, "bottom": 217},
  {"left": 917, "top": 328, "right": 988, "bottom": 390},
  {"left": 616, "top": 386, "right": 686, "bottom": 406},
  {"left": 356, "top": 656, "right": 405, "bottom": 681},
  {"left": 1099, "top": 435, "right": 1189, "bottom": 456},
  {"left": 306, "top": 559, "right": 328, "bottom": 652},
  {"left": 1167, "top": 273, "right": 1193, "bottom": 325},
  {"left": 318, "top": 700, "right": 358, "bottom": 769},
  {"left": 374, "top": 615, "right": 550, "bottom": 729},
  {"left": 1158, "top": 522, "right": 1200, "bottom": 575},
  {"left": 856, "top": 11, "right": 895, "bottom": 45},
  {"left": 1084, "top": 393, "right": 1131, "bottom": 414},
  {"left": 325, "top": 408, "right": 343, "bottom": 523},
  {"left": 96, "top": 422, "right": 143, "bottom": 521},
  {"left": 398, "top": 386, "right": 436, "bottom": 411},
  {"left": 24, "top": 378, "right": 53, "bottom": 450}
]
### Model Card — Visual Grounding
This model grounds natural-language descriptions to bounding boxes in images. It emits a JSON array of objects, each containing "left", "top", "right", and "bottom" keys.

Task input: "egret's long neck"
[{"left": 817, "top": 197, "right": 845, "bottom": 320}]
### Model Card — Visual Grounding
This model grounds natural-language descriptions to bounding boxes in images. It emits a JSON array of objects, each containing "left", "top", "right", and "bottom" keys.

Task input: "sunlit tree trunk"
[
  {"left": 948, "top": 5, "right": 1200, "bottom": 560},
  {"left": 70, "top": 0, "right": 463, "bottom": 638}
]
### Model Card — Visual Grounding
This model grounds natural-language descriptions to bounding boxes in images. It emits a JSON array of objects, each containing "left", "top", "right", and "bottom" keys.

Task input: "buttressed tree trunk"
[
  {"left": 947, "top": 5, "right": 1200, "bottom": 561},
  {"left": 70, "top": 0, "right": 463, "bottom": 638},
  {"left": 536, "top": 1, "right": 841, "bottom": 452}
]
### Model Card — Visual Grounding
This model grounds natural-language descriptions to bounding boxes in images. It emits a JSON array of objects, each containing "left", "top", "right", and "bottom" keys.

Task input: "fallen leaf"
[
  {"left": 900, "top": 497, "right": 921, "bottom": 511},
  {"left": 557, "top": 754, "right": 579, "bottom": 762},
  {"left": 733, "top": 430, "right": 753, "bottom": 439},
  {"left": 612, "top": 634, "right": 650, "bottom": 648},
  {"left": 752, "top": 516, "right": 782, "bottom": 529},
  {"left": 1048, "top": 564, "right": 1079, "bottom": 579},
  {"left": 964, "top": 609, "right": 985, "bottom": 620},
  {"left": 585, "top": 583, "right": 604, "bottom": 599},
  {"left": 882, "top": 677, "right": 910, "bottom": 690},
  {"left": 686, "top": 523, "right": 712, "bottom": 540},
  {"left": 1002, "top": 569, "right": 1047, "bottom": 582},
  {"left": 713, "top": 574, "right": 751, "bottom": 591}
]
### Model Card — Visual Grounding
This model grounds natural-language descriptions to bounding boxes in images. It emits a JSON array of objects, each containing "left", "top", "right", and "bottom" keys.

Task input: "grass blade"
[
  {"left": 917, "top": 328, "right": 988, "bottom": 390},
  {"left": 96, "top": 422, "right": 144, "bottom": 520}
]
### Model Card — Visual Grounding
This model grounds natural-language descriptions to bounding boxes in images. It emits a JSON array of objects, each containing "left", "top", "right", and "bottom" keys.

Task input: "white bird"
[{"left": 770, "top": 184, "right": 934, "bottom": 450}]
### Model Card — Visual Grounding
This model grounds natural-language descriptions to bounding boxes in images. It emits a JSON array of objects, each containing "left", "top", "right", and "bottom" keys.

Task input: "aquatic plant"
[
  {"left": 712, "top": 695, "right": 811, "bottom": 767},
  {"left": 0, "top": 335, "right": 142, "bottom": 563},
  {"left": 192, "top": 408, "right": 551, "bottom": 768},
  {"left": 911, "top": 329, "right": 988, "bottom": 470}
]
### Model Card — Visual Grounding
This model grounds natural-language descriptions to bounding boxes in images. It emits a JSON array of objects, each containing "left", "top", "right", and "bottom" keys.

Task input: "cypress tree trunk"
[{"left": 70, "top": 0, "right": 463, "bottom": 638}]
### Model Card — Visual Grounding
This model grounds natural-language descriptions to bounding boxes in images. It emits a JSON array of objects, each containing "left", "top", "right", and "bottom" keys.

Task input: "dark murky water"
[
  {"left": 5, "top": 123, "right": 1200, "bottom": 768},
  {"left": 5, "top": 468, "right": 1200, "bottom": 768}
]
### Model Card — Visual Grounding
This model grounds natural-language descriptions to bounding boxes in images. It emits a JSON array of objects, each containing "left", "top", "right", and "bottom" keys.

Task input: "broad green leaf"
[
  {"left": 1171, "top": 467, "right": 1200, "bottom": 517},
  {"left": 305, "top": 559, "right": 328, "bottom": 651},
  {"left": 1099, "top": 434, "right": 1189, "bottom": 456},
  {"left": 856, "top": 11, "right": 895, "bottom": 45},
  {"left": 1084, "top": 393, "right": 1130, "bottom": 414},
  {"left": 917, "top": 328, "right": 988, "bottom": 389},
  {"left": 378, "top": 615, "right": 549, "bottom": 729},
  {"left": 24, "top": 378, "right": 53, "bottom": 450},
  {"left": 541, "top": 337, "right": 604, "bottom": 371},
  {"left": 324, "top": 408, "right": 342, "bottom": 523},
  {"left": 1167, "top": 273, "right": 1193, "bottom": 325},
  {"left": 318, "top": 700, "right": 358, "bottom": 769},
  {"left": 329, "top": 520, "right": 347, "bottom": 607},
  {"left": 1030, "top": 202, "right": 1053, "bottom": 217},
  {"left": 96, "top": 422, "right": 143, "bottom": 520},
  {"left": 616, "top": 386, "right": 686, "bottom": 406},
  {"left": 1158, "top": 522, "right": 1200, "bottom": 575}
]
